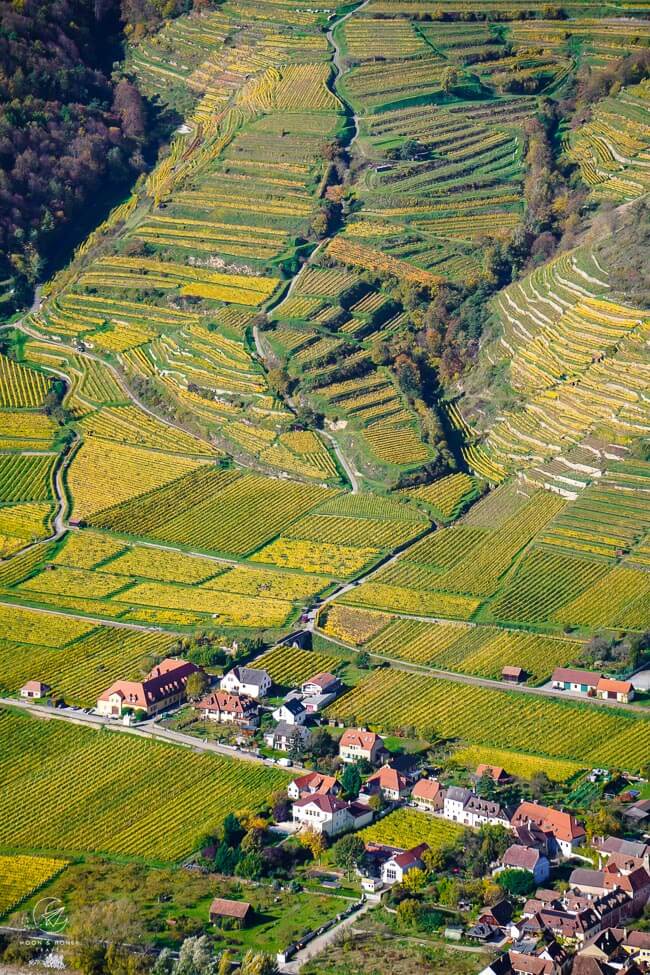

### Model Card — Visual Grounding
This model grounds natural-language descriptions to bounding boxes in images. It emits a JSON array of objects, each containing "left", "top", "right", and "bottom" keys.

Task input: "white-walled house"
[
  {"left": 291, "top": 794, "right": 373, "bottom": 837},
  {"left": 339, "top": 729, "right": 385, "bottom": 764},
  {"left": 381, "top": 843, "right": 429, "bottom": 885},
  {"left": 97, "top": 659, "right": 199, "bottom": 718},
  {"left": 220, "top": 666, "right": 271, "bottom": 699},
  {"left": 443, "top": 786, "right": 473, "bottom": 822},
  {"left": 272, "top": 698, "right": 307, "bottom": 726}
]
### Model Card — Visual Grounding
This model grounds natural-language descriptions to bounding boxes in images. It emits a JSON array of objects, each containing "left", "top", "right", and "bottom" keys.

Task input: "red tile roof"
[
  {"left": 596, "top": 676, "right": 633, "bottom": 695},
  {"left": 476, "top": 763, "right": 508, "bottom": 782},
  {"left": 511, "top": 802, "right": 586, "bottom": 843},
  {"left": 391, "top": 843, "right": 429, "bottom": 869},
  {"left": 412, "top": 778, "right": 442, "bottom": 801},
  {"left": 291, "top": 771, "right": 338, "bottom": 795},
  {"left": 196, "top": 690, "right": 256, "bottom": 715},
  {"left": 98, "top": 658, "right": 199, "bottom": 709},
  {"left": 503, "top": 845, "right": 542, "bottom": 871},
  {"left": 340, "top": 729, "right": 382, "bottom": 751},
  {"left": 293, "top": 793, "right": 348, "bottom": 814},
  {"left": 367, "top": 766, "right": 408, "bottom": 793},
  {"left": 209, "top": 898, "right": 251, "bottom": 919},
  {"left": 552, "top": 667, "right": 601, "bottom": 686},
  {"left": 303, "top": 672, "right": 338, "bottom": 690}
]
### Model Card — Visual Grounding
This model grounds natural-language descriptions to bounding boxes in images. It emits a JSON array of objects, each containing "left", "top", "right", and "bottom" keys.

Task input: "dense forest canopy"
[{"left": 0, "top": 0, "right": 188, "bottom": 308}]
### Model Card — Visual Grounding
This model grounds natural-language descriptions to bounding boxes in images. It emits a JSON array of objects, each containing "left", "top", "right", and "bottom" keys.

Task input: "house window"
[{"left": 386, "top": 869, "right": 397, "bottom": 880}]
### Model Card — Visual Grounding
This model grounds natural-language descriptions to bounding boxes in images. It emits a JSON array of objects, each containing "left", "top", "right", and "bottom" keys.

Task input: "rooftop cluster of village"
[{"left": 18, "top": 651, "right": 644, "bottom": 973}]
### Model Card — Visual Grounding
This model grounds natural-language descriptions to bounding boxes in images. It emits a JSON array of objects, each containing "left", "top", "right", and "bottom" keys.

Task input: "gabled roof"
[
  {"left": 302, "top": 671, "right": 338, "bottom": 690},
  {"left": 596, "top": 677, "right": 633, "bottom": 695},
  {"left": 597, "top": 836, "right": 648, "bottom": 858},
  {"left": 503, "top": 845, "right": 542, "bottom": 871},
  {"left": 98, "top": 658, "right": 198, "bottom": 708},
  {"left": 570, "top": 867, "right": 605, "bottom": 888},
  {"left": 271, "top": 720, "right": 307, "bottom": 738},
  {"left": 340, "top": 728, "right": 382, "bottom": 750},
  {"left": 390, "top": 843, "right": 429, "bottom": 869},
  {"left": 626, "top": 930, "right": 650, "bottom": 948},
  {"left": 21, "top": 680, "right": 50, "bottom": 693},
  {"left": 225, "top": 666, "right": 270, "bottom": 687},
  {"left": 511, "top": 802, "right": 586, "bottom": 843},
  {"left": 197, "top": 690, "right": 256, "bottom": 714},
  {"left": 293, "top": 793, "right": 348, "bottom": 814},
  {"left": 278, "top": 697, "right": 306, "bottom": 716},
  {"left": 411, "top": 778, "right": 442, "bottom": 801},
  {"left": 290, "top": 771, "right": 338, "bottom": 795},
  {"left": 209, "top": 898, "right": 251, "bottom": 919},
  {"left": 366, "top": 766, "right": 408, "bottom": 792},
  {"left": 446, "top": 786, "right": 472, "bottom": 804},
  {"left": 551, "top": 667, "right": 601, "bottom": 686},
  {"left": 476, "top": 763, "right": 508, "bottom": 782}
]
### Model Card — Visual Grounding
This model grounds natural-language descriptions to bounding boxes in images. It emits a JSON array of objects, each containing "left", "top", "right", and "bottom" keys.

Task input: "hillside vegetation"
[{"left": 0, "top": 0, "right": 648, "bottom": 876}]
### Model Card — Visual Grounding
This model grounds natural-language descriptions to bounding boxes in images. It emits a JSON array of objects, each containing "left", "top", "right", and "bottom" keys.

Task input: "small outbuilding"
[
  {"left": 20, "top": 680, "right": 51, "bottom": 699},
  {"left": 209, "top": 898, "right": 253, "bottom": 928},
  {"left": 501, "top": 666, "right": 526, "bottom": 684}
]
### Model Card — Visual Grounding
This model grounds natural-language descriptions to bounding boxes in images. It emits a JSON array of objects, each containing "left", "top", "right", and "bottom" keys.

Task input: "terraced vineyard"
[{"left": 0, "top": 0, "right": 649, "bottom": 876}]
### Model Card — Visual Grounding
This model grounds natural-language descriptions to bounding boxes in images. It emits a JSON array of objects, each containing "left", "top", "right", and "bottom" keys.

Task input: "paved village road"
[{"left": 0, "top": 696, "right": 311, "bottom": 772}]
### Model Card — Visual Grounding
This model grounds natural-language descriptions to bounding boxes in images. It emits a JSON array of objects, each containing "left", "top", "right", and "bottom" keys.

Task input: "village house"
[
  {"left": 196, "top": 690, "right": 259, "bottom": 727},
  {"left": 339, "top": 728, "right": 385, "bottom": 765},
  {"left": 623, "top": 930, "right": 650, "bottom": 964},
  {"left": 360, "top": 765, "right": 409, "bottom": 803},
  {"left": 475, "top": 763, "right": 511, "bottom": 785},
  {"left": 594, "top": 836, "right": 650, "bottom": 873},
  {"left": 442, "top": 787, "right": 510, "bottom": 828},
  {"left": 381, "top": 843, "right": 429, "bottom": 885},
  {"left": 595, "top": 676, "right": 635, "bottom": 703},
  {"left": 511, "top": 802, "right": 586, "bottom": 858},
  {"left": 287, "top": 770, "right": 340, "bottom": 801},
  {"left": 209, "top": 898, "right": 253, "bottom": 928},
  {"left": 622, "top": 799, "right": 650, "bottom": 827},
  {"left": 20, "top": 680, "right": 51, "bottom": 699},
  {"left": 479, "top": 947, "right": 569, "bottom": 975},
  {"left": 301, "top": 672, "right": 340, "bottom": 696},
  {"left": 568, "top": 865, "right": 650, "bottom": 915},
  {"left": 96, "top": 658, "right": 200, "bottom": 718},
  {"left": 498, "top": 845, "right": 550, "bottom": 885},
  {"left": 220, "top": 665, "right": 271, "bottom": 699},
  {"left": 444, "top": 786, "right": 473, "bottom": 822},
  {"left": 514, "top": 824, "right": 554, "bottom": 858},
  {"left": 551, "top": 668, "right": 601, "bottom": 696},
  {"left": 272, "top": 697, "right": 307, "bottom": 726},
  {"left": 469, "top": 900, "right": 513, "bottom": 943},
  {"left": 411, "top": 777, "right": 444, "bottom": 812},
  {"left": 264, "top": 720, "right": 310, "bottom": 753},
  {"left": 291, "top": 793, "right": 372, "bottom": 837}
]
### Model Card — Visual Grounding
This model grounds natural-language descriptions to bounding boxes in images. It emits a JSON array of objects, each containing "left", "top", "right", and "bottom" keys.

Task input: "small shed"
[
  {"left": 20, "top": 680, "right": 51, "bottom": 699},
  {"left": 501, "top": 666, "right": 526, "bottom": 684},
  {"left": 209, "top": 898, "right": 253, "bottom": 928}
]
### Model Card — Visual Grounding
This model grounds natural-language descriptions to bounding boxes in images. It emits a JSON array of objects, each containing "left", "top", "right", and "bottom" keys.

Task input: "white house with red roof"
[
  {"left": 381, "top": 843, "right": 429, "bottom": 885},
  {"left": 339, "top": 728, "right": 385, "bottom": 764},
  {"left": 595, "top": 676, "right": 635, "bottom": 703},
  {"left": 361, "top": 765, "right": 410, "bottom": 802},
  {"left": 287, "top": 770, "right": 341, "bottom": 801},
  {"left": 196, "top": 690, "right": 259, "bottom": 727},
  {"left": 511, "top": 801, "right": 586, "bottom": 858},
  {"left": 97, "top": 658, "right": 200, "bottom": 718},
  {"left": 301, "top": 672, "right": 340, "bottom": 696},
  {"left": 291, "top": 793, "right": 372, "bottom": 836},
  {"left": 20, "top": 680, "right": 51, "bottom": 699}
]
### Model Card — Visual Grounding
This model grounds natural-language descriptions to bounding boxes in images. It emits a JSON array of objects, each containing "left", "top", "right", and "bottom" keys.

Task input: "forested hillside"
[{"left": 0, "top": 0, "right": 179, "bottom": 310}]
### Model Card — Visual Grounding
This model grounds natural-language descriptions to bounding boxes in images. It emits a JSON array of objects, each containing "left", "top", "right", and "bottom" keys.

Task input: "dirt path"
[{"left": 326, "top": 0, "right": 370, "bottom": 156}]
